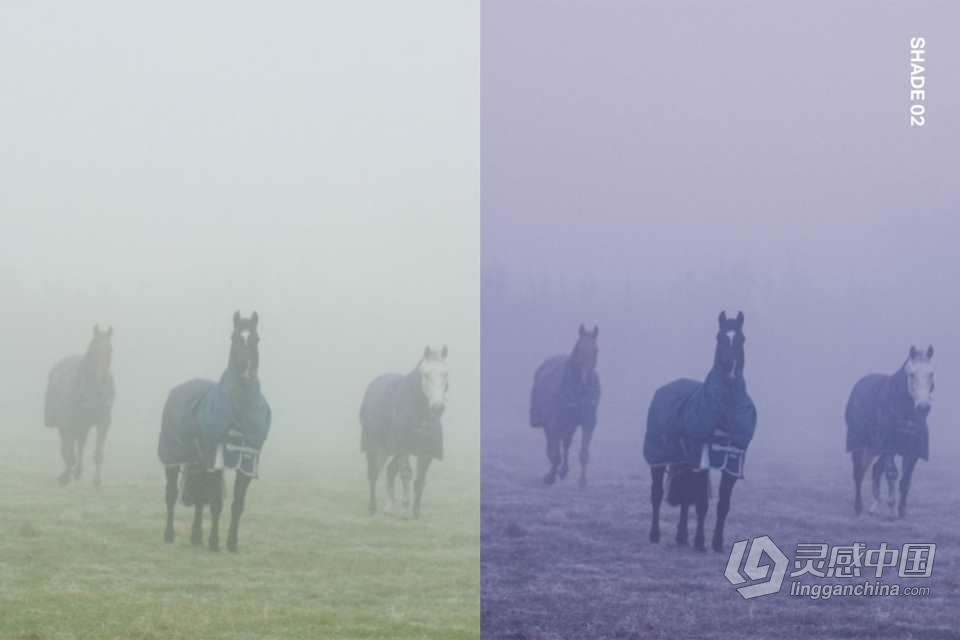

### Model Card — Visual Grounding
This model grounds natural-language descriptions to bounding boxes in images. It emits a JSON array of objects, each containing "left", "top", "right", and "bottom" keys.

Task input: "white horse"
[{"left": 360, "top": 346, "right": 449, "bottom": 518}]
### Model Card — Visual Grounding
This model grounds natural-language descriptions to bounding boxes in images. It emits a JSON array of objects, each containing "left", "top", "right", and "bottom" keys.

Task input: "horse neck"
[
  {"left": 405, "top": 363, "right": 430, "bottom": 411},
  {"left": 81, "top": 346, "right": 108, "bottom": 383},
  {"left": 887, "top": 365, "right": 913, "bottom": 415}
]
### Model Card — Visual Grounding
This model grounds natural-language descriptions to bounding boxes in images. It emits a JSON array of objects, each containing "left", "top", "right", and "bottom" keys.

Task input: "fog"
[
  {"left": 0, "top": 2, "right": 479, "bottom": 474},
  {"left": 482, "top": 1, "right": 960, "bottom": 472}
]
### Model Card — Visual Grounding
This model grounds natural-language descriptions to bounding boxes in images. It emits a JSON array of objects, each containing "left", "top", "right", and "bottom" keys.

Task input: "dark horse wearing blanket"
[
  {"left": 644, "top": 312, "right": 756, "bottom": 552},
  {"left": 360, "top": 346, "right": 448, "bottom": 518},
  {"left": 530, "top": 325, "right": 601, "bottom": 489},
  {"left": 158, "top": 312, "right": 271, "bottom": 552},
  {"left": 44, "top": 325, "right": 115, "bottom": 487},
  {"left": 846, "top": 346, "right": 933, "bottom": 519}
]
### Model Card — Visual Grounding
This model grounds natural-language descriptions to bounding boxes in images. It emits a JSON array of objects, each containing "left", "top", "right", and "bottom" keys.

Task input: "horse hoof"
[
  {"left": 190, "top": 535, "right": 202, "bottom": 547},
  {"left": 58, "top": 472, "right": 71, "bottom": 486},
  {"left": 695, "top": 541, "right": 707, "bottom": 552},
  {"left": 676, "top": 532, "right": 688, "bottom": 546},
  {"left": 558, "top": 466, "right": 568, "bottom": 480},
  {"left": 227, "top": 543, "right": 238, "bottom": 553},
  {"left": 854, "top": 498, "right": 863, "bottom": 515},
  {"left": 712, "top": 539, "right": 724, "bottom": 553},
  {"left": 543, "top": 473, "right": 556, "bottom": 486},
  {"left": 209, "top": 542, "right": 221, "bottom": 552},
  {"left": 163, "top": 530, "right": 174, "bottom": 544},
  {"left": 649, "top": 529, "right": 660, "bottom": 544}
]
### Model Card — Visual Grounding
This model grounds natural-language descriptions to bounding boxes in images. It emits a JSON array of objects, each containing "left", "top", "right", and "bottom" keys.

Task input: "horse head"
[
  {"left": 229, "top": 311, "right": 260, "bottom": 385},
  {"left": 715, "top": 311, "right": 745, "bottom": 381},
  {"left": 419, "top": 346, "right": 449, "bottom": 417},
  {"left": 572, "top": 324, "right": 599, "bottom": 384},
  {"left": 905, "top": 345, "right": 934, "bottom": 415},
  {"left": 87, "top": 324, "right": 113, "bottom": 382}
]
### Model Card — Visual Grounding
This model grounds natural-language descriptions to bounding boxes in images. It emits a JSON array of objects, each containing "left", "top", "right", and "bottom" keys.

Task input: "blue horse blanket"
[
  {"left": 44, "top": 355, "right": 114, "bottom": 432},
  {"left": 360, "top": 373, "right": 443, "bottom": 460},
  {"left": 644, "top": 371, "right": 756, "bottom": 477},
  {"left": 845, "top": 372, "right": 929, "bottom": 460},
  {"left": 158, "top": 373, "right": 271, "bottom": 477},
  {"left": 529, "top": 355, "right": 601, "bottom": 431}
]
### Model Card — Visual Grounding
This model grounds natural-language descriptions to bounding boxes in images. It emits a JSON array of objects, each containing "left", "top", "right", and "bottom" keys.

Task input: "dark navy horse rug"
[
  {"left": 529, "top": 355, "right": 601, "bottom": 430},
  {"left": 158, "top": 377, "right": 271, "bottom": 477},
  {"left": 44, "top": 355, "right": 115, "bottom": 431},
  {"left": 360, "top": 373, "right": 443, "bottom": 460},
  {"left": 846, "top": 373, "right": 929, "bottom": 460},
  {"left": 644, "top": 376, "right": 756, "bottom": 478}
]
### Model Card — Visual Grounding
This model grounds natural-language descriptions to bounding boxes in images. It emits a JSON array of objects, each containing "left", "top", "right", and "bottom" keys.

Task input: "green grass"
[{"left": 0, "top": 430, "right": 479, "bottom": 640}]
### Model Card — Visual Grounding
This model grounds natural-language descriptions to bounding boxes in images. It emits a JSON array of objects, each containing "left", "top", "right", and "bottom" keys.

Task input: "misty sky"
[
  {"left": 483, "top": 1, "right": 959, "bottom": 281},
  {"left": 0, "top": 2, "right": 479, "bottom": 457}
]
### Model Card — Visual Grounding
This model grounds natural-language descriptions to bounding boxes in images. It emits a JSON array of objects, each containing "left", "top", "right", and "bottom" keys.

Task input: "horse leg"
[
  {"left": 852, "top": 449, "right": 870, "bottom": 515},
  {"left": 543, "top": 427, "right": 560, "bottom": 485},
  {"left": 164, "top": 466, "right": 179, "bottom": 543},
  {"left": 693, "top": 471, "right": 709, "bottom": 552},
  {"left": 578, "top": 426, "right": 595, "bottom": 490},
  {"left": 385, "top": 454, "right": 401, "bottom": 514},
  {"left": 898, "top": 455, "right": 919, "bottom": 519},
  {"left": 74, "top": 427, "right": 90, "bottom": 480},
  {"left": 712, "top": 472, "right": 737, "bottom": 552},
  {"left": 412, "top": 455, "right": 432, "bottom": 519},
  {"left": 208, "top": 470, "right": 224, "bottom": 551},
  {"left": 58, "top": 428, "right": 75, "bottom": 485},
  {"left": 93, "top": 423, "right": 109, "bottom": 489},
  {"left": 869, "top": 455, "right": 883, "bottom": 514},
  {"left": 558, "top": 430, "right": 572, "bottom": 480},
  {"left": 366, "top": 450, "right": 382, "bottom": 515},
  {"left": 227, "top": 472, "right": 252, "bottom": 552},
  {"left": 399, "top": 455, "right": 413, "bottom": 513},
  {"left": 191, "top": 501, "right": 204, "bottom": 546},
  {"left": 885, "top": 456, "right": 899, "bottom": 517},
  {"left": 650, "top": 466, "right": 665, "bottom": 543},
  {"left": 676, "top": 501, "right": 689, "bottom": 546}
]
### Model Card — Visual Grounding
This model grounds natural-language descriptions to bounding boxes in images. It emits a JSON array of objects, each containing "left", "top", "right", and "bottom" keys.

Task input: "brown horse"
[
  {"left": 530, "top": 325, "right": 601, "bottom": 488},
  {"left": 44, "top": 325, "right": 115, "bottom": 487}
]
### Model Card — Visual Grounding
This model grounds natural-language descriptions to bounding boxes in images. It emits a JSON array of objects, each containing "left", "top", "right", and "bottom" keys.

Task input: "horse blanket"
[
  {"left": 845, "top": 372, "right": 929, "bottom": 460},
  {"left": 644, "top": 372, "right": 757, "bottom": 478},
  {"left": 360, "top": 373, "right": 443, "bottom": 460},
  {"left": 158, "top": 374, "right": 271, "bottom": 477},
  {"left": 44, "top": 355, "right": 114, "bottom": 432},
  {"left": 529, "top": 355, "right": 601, "bottom": 431}
]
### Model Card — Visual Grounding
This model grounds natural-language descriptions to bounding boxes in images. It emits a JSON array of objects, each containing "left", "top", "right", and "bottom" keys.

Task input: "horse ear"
[
  {"left": 592, "top": 325, "right": 599, "bottom": 338},
  {"left": 441, "top": 345, "right": 448, "bottom": 359},
  {"left": 233, "top": 311, "right": 241, "bottom": 328},
  {"left": 579, "top": 324, "right": 586, "bottom": 337},
  {"left": 926, "top": 345, "right": 934, "bottom": 359},
  {"left": 251, "top": 311, "right": 259, "bottom": 330},
  {"left": 718, "top": 312, "right": 727, "bottom": 327},
  {"left": 736, "top": 311, "right": 744, "bottom": 328}
]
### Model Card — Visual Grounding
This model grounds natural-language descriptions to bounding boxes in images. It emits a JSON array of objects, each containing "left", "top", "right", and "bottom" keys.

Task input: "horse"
[
  {"left": 529, "top": 324, "right": 601, "bottom": 489},
  {"left": 44, "top": 324, "right": 115, "bottom": 487},
  {"left": 158, "top": 312, "right": 271, "bottom": 552},
  {"left": 360, "top": 346, "right": 448, "bottom": 519},
  {"left": 644, "top": 311, "right": 757, "bottom": 552},
  {"left": 846, "top": 345, "right": 933, "bottom": 518}
]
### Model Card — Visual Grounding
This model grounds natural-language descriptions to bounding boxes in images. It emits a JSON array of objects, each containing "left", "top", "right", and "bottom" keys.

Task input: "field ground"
[
  {"left": 0, "top": 428, "right": 479, "bottom": 640},
  {"left": 482, "top": 427, "right": 960, "bottom": 640}
]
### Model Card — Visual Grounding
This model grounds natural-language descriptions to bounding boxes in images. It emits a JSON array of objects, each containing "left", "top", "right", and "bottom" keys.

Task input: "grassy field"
[
  {"left": 482, "top": 427, "right": 960, "bottom": 640},
  {"left": 0, "top": 428, "right": 479, "bottom": 640}
]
